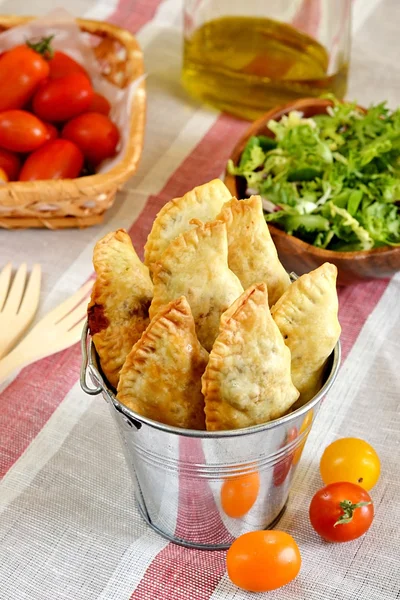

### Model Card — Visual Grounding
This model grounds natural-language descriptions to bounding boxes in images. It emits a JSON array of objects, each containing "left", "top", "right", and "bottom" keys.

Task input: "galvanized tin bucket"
[{"left": 81, "top": 323, "right": 340, "bottom": 550}]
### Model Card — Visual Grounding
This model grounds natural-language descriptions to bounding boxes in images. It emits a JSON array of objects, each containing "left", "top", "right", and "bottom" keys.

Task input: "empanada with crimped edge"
[
  {"left": 271, "top": 262, "right": 341, "bottom": 404},
  {"left": 117, "top": 296, "right": 208, "bottom": 430},
  {"left": 202, "top": 282, "right": 299, "bottom": 431},
  {"left": 150, "top": 220, "right": 244, "bottom": 352},
  {"left": 88, "top": 229, "right": 153, "bottom": 389},
  {"left": 216, "top": 195, "right": 290, "bottom": 306},
  {"left": 144, "top": 179, "right": 231, "bottom": 274}
]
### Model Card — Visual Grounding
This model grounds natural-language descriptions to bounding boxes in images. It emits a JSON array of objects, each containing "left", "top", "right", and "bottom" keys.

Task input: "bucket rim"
[{"left": 83, "top": 323, "right": 341, "bottom": 439}]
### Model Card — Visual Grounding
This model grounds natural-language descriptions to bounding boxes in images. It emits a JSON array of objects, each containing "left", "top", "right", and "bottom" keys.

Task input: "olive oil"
[{"left": 182, "top": 16, "right": 348, "bottom": 121}]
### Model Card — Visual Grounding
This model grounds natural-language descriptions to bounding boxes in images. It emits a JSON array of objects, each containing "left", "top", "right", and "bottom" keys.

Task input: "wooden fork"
[
  {"left": 0, "top": 279, "right": 93, "bottom": 384},
  {"left": 0, "top": 263, "right": 42, "bottom": 360}
]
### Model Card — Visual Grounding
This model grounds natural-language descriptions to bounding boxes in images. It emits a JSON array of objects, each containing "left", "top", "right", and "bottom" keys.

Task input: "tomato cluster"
[
  {"left": 225, "top": 437, "right": 380, "bottom": 593},
  {"left": 0, "top": 37, "right": 119, "bottom": 182}
]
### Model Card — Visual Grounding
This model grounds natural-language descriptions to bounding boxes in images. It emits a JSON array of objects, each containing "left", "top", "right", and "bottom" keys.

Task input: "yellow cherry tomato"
[
  {"left": 221, "top": 472, "right": 260, "bottom": 518},
  {"left": 227, "top": 530, "right": 301, "bottom": 592},
  {"left": 292, "top": 410, "right": 313, "bottom": 465},
  {"left": 320, "top": 438, "right": 380, "bottom": 491}
]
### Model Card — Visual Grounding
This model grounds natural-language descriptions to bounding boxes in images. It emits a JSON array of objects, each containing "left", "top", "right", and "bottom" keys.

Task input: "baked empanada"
[
  {"left": 117, "top": 296, "right": 208, "bottom": 430},
  {"left": 202, "top": 282, "right": 299, "bottom": 431},
  {"left": 216, "top": 195, "right": 290, "bottom": 306},
  {"left": 88, "top": 229, "right": 153, "bottom": 388},
  {"left": 271, "top": 262, "right": 341, "bottom": 403},
  {"left": 150, "top": 220, "right": 244, "bottom": 351},
  {"left": 144, "top": 179, "right": 231, "bottom": 273}
]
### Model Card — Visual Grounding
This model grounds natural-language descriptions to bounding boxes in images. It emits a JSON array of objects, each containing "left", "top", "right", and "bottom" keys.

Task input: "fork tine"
[
  {"left": 42, "top": 280, "right": 93, "bottom": 325},
  {"left": 42, "top": 315, "right": 86, "bottom": 354},
  {"left": 57, "top": 295, "right": 89, "bottom": 331},
  {"left": 66, "top": 316, "right": 88, "bottom": 342},
  {"left": 44, "top": 316, "right": 87, "bottom": 357},
  {"left": 0, "top": 263, "right": 12, "bottom": 311},
  {"left": 2, "top": 263, "right": 27, "bottom": 315},
  {"left": 17, "top": 264, "right": 42, "bottom": 320}
]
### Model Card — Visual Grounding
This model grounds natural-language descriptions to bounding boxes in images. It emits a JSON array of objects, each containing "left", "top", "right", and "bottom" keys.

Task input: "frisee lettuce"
[{"left": 228, "top": 97, "right": 400, "bottom": 251}]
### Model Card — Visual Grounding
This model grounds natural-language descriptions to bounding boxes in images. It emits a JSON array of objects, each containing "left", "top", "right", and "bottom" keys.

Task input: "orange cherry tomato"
[
  {"left": 227, "top": 530, "right": 301, "bottom": 592},
  {"left": 0, "top": 148, "right": 21, "bottom": 180},
  {"left": 0, "top": 110, "right": 49, "bottom": 153},
  {"left": 87, "top": 92, "right": 111, "bottom": 116},
  {"left": 221, "top": 472, "right": 260, "bottom": 518},
  {"left": 273, "top": 426, "right": 297, "bottom": 487},
  {"left": 320, "top": 438, "right": 380, "bottom": 491},
  {"left": 32, "top": 72, "right": 93, "bottom": 123},
  {"left": 19, "top": 139, "right": 83, "bottom": 181},
  {"left": 48, "top": 50, "right": 89, "bottom": 80},
  {"left": 62, "top": 112, "right": 119, "bottom": 165},
  {"left": 0, "top": 167, "right": 8, "bottom": 182},
  {"left": 0, "top": 44, "right": 49, "bottom": 111},
  {"left": 293, "top": 410, "right": 313, "bottom": 465},
  {"left": 309, "top": 482, "right": 374, "bottom": 543}
]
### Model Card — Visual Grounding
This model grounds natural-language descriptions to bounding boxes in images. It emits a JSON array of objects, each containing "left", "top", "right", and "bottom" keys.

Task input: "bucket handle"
[
  {"left": 80, "top": 322, "right": 142, "bottom": 430},
  {"left": 80, "top": 321, "right": 103, "bottom": 396}
]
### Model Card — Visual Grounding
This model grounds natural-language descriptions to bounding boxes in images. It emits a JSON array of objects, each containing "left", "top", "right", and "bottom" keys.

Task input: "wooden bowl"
[{"left": 224, "top": 98, "right": 400, "bottom": 285}]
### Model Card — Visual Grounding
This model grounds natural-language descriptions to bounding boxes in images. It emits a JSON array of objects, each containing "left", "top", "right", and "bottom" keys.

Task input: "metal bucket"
[{"left": 81, "top": 323, "right": 340, "bottom": 550}]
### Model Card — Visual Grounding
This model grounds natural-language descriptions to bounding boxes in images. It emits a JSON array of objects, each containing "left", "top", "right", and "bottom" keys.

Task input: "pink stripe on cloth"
[
  {"left": 130, "top": 544, "right": 226, "bottom": 600},
  {"left": 291, "top": 0, "right": 322, "bottom": 37},
  {"left": 338, "top": 278, "right": 390, "bottom": 360},
  {"left": 108, "top": 0, "right": 163, "bottom": 33},
  {"left": 0, "top": 346, "right": 81, "bottom": 479}
]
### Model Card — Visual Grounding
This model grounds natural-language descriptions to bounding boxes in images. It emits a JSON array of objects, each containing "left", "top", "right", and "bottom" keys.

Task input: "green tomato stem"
[
  {"left": 26, "top": 35, "right": 55, "bottom": 59},
  {"left": 334, "top": 499, "right": 372, "bottom": 527}
]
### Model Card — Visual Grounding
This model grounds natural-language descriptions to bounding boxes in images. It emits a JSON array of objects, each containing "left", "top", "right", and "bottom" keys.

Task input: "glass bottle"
[{"left": 182, "top": 0, "right": 351, "bottom": 120}]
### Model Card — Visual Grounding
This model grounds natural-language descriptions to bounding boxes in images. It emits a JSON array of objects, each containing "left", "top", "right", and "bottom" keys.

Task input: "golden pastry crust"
[
  {"left": 149, "top": 220, "right": 244, "bottom": 351},
  {"left": 144, "top": 179, "right": 231, "bottom": 273},
  {"left": 216, "top": 195, "right": 290, "bottom": 306},
  {"left": 88, "top": 229, "right": 153, "bottom": 389},
  {"left": 202, "top": 283, "right": 299, "bottom": 431},
  {"left": 271, "top": 262, "right": 341, "bottom": 403},
  {"left": 117, "top": 296, "right": 208, "bottom": 430}
]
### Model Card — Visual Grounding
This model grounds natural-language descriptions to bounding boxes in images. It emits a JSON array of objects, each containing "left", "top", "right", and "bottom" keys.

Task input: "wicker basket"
[{"left": 0, "top": 15, "right": 146, "bottom": 230}]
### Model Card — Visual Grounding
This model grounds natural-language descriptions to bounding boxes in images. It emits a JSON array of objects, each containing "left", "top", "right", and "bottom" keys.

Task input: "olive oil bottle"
[{"left": 182, "top": 16, "right": 348, "bottom": 121}]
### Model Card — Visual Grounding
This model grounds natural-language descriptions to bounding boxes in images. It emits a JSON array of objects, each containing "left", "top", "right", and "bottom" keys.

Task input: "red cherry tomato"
[
  {"left": 19, "top": 139, "right": 83, "bottom": 181},
  {"left": 0, "top": 148, "right": 21, "bottom": 180},
  {"left": 273, "top": 426, "right": 297, "bottom": 487},
  {"left": 87, "top": 92, "right": 111, "bottom": 116},
  {"left": 0, "top": 110, "right": 49, "bottom": 153},
  {"left": 0, "top": 45, "right": 49, "bottom": 111},
  {"left": 309, "top": 482, "right": 374, "bottom": 543},
  {"left": 43, "top": 121, "right": 59, "bottom": 141},
  {"left": 221, "top": 472, "right": 260, "bottom": 518},
  {"left": 32, "top": 73, "right": 93, "bottom": 123},
  {"left": 227, "top": 531, "right": 301, "bottom": 592},
  {"left": 48, "top": 50, "right": 89, "bottom": 80},
  {"left": 62, "top": 112, "right": 119, "bottom": 165}
]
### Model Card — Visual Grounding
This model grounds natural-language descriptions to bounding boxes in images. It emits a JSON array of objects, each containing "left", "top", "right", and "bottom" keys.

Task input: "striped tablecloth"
[{"left": 1, "top": 1, "right": 399, "bottom": 598}]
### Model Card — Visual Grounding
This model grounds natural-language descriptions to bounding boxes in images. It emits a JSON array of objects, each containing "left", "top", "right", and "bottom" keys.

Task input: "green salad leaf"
[{"left": 230, "top": 97, "right": 400, "bottom": 251}]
